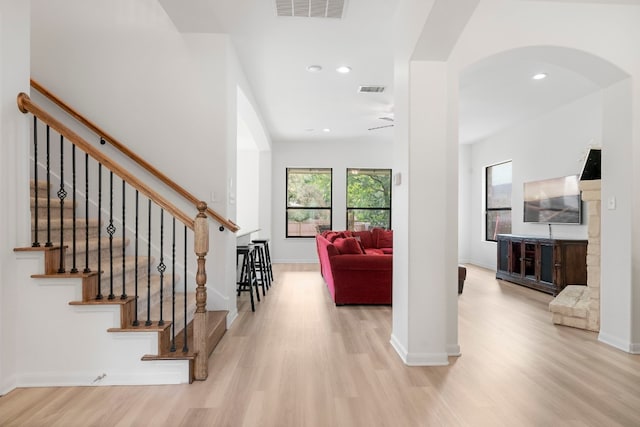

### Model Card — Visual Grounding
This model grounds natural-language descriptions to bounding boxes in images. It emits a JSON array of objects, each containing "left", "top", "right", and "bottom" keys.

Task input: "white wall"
[
  {"left": 271, "top": 139, "right": 394, "bottom": 263},
  {"left": 236, "top": 87, "right": 273, "bottom": 242},
  {"left": 465, "top": 91, "right": 601, "bottom": 269},
  {"left": 459, "top": 144, "right": 472, "bottom": 263},
  {"left": 0, "top": 0, "right": 30, "bottom": 395},
  {"left": 601, "top": 78, "right": 633, "bottom": 350},
  {"left": 237, "top": 149, "right": 260, "bottom": 233}
]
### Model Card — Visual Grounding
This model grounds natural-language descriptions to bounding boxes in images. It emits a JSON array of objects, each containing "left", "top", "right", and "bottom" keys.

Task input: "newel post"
[{"left": 193, "top": 201, "right": 209, "bottom": 380}]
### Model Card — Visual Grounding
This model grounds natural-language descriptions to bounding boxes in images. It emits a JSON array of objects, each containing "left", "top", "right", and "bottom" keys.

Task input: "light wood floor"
[{"left": 1, "top": 264, "right": 640, "bottom": 426}]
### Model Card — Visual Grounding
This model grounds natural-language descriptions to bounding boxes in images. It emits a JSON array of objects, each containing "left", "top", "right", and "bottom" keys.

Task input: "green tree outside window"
[{"left": 346, "top": 169, "right": 392, "bottom": 230}]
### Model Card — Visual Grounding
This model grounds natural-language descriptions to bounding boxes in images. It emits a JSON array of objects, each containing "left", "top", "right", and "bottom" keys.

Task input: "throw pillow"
[
  {"left": 333, "top": 237, "right": 364, "bottom": 255},
  {"left": 376, "top": 229, "right": 393, "bottom": 248},
  {"left": 352, "top": 235, "right": 367, "bottom": 253},
  {"left": 326, "top": 232, "right": 341, "bottom": 243}
]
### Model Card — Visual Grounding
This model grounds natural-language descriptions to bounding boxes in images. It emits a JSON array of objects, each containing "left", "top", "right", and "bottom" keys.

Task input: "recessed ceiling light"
[
  {"left": 532, "top": 73, "right": 548, "bottom": 80},
  {"left": 306, "top": 65, "right": 322, "bottom": 72},
  {"left": 322, "top": 128, "right": 331, "bottom": 132},
  {"left": 336, "top": 66, "right": 351, "bottom": 74}
]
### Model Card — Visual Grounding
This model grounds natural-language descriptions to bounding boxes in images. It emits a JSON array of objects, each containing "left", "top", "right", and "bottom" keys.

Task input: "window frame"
[
  {"left": 345, "top": 168, "right": 392, "bottom": 231},
  {"left": 485, "top": 161, "right": 512, "bottom": 242},
  {"left": 285, "top": 167, "right": 333, "bottom": 238}
]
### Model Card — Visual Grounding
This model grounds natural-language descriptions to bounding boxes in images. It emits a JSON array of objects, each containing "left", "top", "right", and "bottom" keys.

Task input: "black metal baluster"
[
  {"left": 83, "top": 153, "right": 90, "bottom": 273},
  {"left": 121, "top": 180, "right": 127, "bottom": 300},
  {"left": 32, "top": 116, "right": 39, "bottom": 247},
  {"left": 170, "top": 217, "right": 176, "bottom": 352},
  {"left": 146, "top": 200, "right": 152, "bottom": 326},
  {"left": 107, "top": 171, "right": 115, "bottom": 300},
  {"left": 45, "top": 126, "right": 52, "bottom": 247},
  {"left": 70, "top": 144, "right": 78, "bottom": 274},
  {"left": 57, "top": 136, "right": 67, "bottom": 273},
  {"left": 133, "top": 190, "right": 139, "bottom": 326},
  {"left": 157, "top": 209, "right": 166, "bottom": 326},
  {"left": 183, "top": 225, "right": 188, "bottom": 353},
  {"left": 97, "top": 164, "right": 103, "bottom": 300}
]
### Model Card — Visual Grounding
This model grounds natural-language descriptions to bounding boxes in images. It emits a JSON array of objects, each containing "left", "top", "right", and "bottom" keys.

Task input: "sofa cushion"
[
  {"left": 353, "top": 230, "right": 374, "bottom": 249},
  {"left": 364, "top": 248, "right": 385, "bottom": 255},
  {"left": 372, "top": 228, "right": 393, "bottom": 249},
  {"left": 334, "top": 237, "right": 364, "bottom": 255}
]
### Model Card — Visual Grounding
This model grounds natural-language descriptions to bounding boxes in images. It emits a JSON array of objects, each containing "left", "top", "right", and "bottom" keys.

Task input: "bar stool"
[
  {"left": 252, "top": 239, "right": 273, "bottom": 283},
  {"left": 237, "top": 245, "right": 259, "bottom": 312},
  {"left": 252, "top": 243, "right": 271, "bottom": 292}
]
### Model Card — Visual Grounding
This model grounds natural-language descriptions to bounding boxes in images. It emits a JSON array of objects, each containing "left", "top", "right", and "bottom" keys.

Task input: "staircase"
[
  {"left": 18, "top": 180, "right": 227, "bottom": 384},
  {"left": 12, "top": 83, "right": 233, "bottom": 386}
]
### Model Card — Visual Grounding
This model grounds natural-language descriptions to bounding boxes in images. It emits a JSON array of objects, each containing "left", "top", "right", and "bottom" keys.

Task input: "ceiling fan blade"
[{"left": 368, "top": 124, "right": 395, "bottom": 131}]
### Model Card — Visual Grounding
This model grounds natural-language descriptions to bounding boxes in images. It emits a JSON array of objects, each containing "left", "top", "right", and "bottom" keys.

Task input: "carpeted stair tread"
[
  {"left": 30, "top": 180, "right": 50, "bottom": 193},
  {"left": 138, "top": 291, "right": 196, "bottom": 330},
  {"left": 31, "top": 217, "right": 100, "bottom": 230},
  {"left": 31, "top": 197, "right": 76, "bottom": 210},
  {"left": 64, "top": 236, "right": 129, "bottom": 256},
  {"left": 94, "top": 258, "right": 183, "bottom": 302}
]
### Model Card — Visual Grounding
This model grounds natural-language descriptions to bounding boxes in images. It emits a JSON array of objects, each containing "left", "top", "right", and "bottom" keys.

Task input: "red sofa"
[{"left": 315, "top": 229, "right": 393, "bottom": 305}]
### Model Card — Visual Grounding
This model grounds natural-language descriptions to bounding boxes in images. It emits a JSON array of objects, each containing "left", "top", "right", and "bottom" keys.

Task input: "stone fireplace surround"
[{"left": 549, "top": 179, "right": 601, "bottom": 331}]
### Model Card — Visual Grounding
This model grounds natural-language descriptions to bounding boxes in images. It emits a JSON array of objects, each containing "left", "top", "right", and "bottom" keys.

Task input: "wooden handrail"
[
  {"left": 18, "top": 92, "right": 195, "bottom": 230},
  {"left": 30, "top": 79, "right": 240, "bottom": 233}
]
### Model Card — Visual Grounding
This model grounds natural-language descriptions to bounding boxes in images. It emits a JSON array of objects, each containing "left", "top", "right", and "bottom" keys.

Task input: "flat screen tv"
[{"left": 523, "top": 175, "right": 581, "bottom": 224}]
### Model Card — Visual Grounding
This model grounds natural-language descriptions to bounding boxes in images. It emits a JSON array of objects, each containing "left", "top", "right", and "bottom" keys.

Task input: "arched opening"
[{"left": 458, "top": 45, "right": 630, "bottom": 339}]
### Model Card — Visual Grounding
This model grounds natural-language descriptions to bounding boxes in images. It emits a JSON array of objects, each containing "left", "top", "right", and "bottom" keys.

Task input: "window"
[
  {"left": 486, "top": 161, "right": 512, "bottom": 241},
  {"left": 346, "top": 168, "right": 392, "bottom": 231},
  {"left": 286, "top": 168, "right": 332, "bottom": 237}
]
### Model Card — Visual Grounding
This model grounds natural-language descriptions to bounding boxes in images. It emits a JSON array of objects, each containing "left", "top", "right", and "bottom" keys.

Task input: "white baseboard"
[
  {"left": 390, "top": 334, "right": 450, "bottom": 366},
  {"left": 390, "top": 333, "right": 408, "bottom": 363},
  {"left": 17, "top": 361, "right": 190, "bottom": 388},
  {"left": 272, "top": 259, "right": 319, "bottom": 264},
  {"left": 598, "top": 331, "right": 635, "bottom": 353},
  {"left": 226, "top": 309, "right": 239, "bottom": 328},
  {"left": 0, "top": 373, "right": 18, "bottom": 396},
  {"left": 447, "top": 344, "right": 461, "bottom": 357}
]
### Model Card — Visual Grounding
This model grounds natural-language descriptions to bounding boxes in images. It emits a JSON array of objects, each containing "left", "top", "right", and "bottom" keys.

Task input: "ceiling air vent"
[
  {"left": 276, "top": 0, "right": 346, "bottom": 19},
  {"left": 358, "top": 85, "right": 386, "bottom": 93}
]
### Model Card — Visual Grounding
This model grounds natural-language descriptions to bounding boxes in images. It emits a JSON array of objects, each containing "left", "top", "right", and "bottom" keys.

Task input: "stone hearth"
[{"left": 549, "top": 179, "right": 600, "bottom": 331}]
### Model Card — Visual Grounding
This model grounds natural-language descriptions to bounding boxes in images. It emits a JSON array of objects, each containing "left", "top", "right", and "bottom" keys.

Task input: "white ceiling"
[{"left": 161, "top": 0, "right": 627, "bottom": 147}]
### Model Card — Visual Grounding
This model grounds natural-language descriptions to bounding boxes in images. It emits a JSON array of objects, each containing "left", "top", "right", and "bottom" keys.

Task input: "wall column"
[
  {"left": 391, "top": 59, "right": 459, "bottom": 365},
  {"left": 0, "top": 0, "right": 31, "bottom": 394}
]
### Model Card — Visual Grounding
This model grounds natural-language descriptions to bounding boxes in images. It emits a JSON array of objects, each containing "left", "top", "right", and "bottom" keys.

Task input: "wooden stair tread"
[
  {"left": 207, "top": 311, "right": 227, "bottom": 335},
  {"left": 69, "top": 296, "right": 136, "bottom": 306},
  {"left": 14, "top": 245, "right": 63, "bottom": 252},
  {"left": 206, "top": 310, "right": 228, "bottom": 357},
  {"left": 141, "top": 351, "right": 196, "bottom": 361},
  {"left": 32, "top": 271, "right": 99, "bottom": 279},
  {"left": 108, "top": 322, "right": 172, "bottom": 333},
  {"left": 141, "top": 310, "right": 227, "bottom": 361}
]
